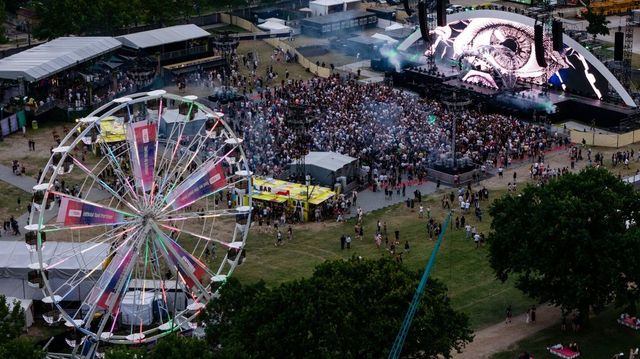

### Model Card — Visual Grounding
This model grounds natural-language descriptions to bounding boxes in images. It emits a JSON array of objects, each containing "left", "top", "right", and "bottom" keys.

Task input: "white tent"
[
  {"left": 120, "top": 291, "right": 155, "bottom": 326},
  {"left": 372, "top": 33, "right": 399, "bottom": 44},
  {"left": 309, "top": 0, "right": 360, "bottom": 16},
  {"left": 263, "top": 17, "right": 286, "bottom": 24},
  {"left": 0, "top": 37, "right": 121, "bottom": 82},
  {"left": 384, "top": 23, "right": 404, "bottom": 31},
  {"left": 257, "top": 21, "right": 291, "bottom": 33},
  {"left": 0, "top": 241, "right": 108, "bottom": 300},
  {"left": 6, "top": 297, "right": 34, "bottom": 328}
]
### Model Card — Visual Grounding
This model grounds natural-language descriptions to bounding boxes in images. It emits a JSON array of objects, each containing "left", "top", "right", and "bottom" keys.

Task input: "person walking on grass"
[
  {"left": 275, "top": 230, "right": 283, "bottom": 246},
  {"left": 506, "top": 305, "right": 512, "bottom": 324}
]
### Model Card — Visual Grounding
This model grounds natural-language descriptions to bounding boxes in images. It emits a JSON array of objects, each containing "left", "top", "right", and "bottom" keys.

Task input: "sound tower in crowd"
[
  {"left": 552, "top": 20, "right": 563, "bottom": 52},
  {"left": 614, "top": 31, "right": 624, "bottom": 61},
  {"left": 403, "top": 0, "right": 413, "bottom": 16},
  {"left": 534, "top": 24, "right": 547, "bottom": 68},
  {"left": 437, "top": 0, "right": 447, "bottom": 27},
  {"left": 418, "top": 1, "right": 429, "bottom": 42}
]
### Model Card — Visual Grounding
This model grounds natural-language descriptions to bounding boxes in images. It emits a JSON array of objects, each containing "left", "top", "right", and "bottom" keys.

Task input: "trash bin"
[{"left": 32, "top": 120, "right": 38, "bottom": 130}]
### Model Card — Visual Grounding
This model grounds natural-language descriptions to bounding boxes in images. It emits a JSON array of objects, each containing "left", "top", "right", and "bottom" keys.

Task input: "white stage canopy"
[
  {"left": 116, "top": 24, "right": 210, "bottom": 50},
  {"left": 0, "top": 37, "right": 121, "bottom": 82}
]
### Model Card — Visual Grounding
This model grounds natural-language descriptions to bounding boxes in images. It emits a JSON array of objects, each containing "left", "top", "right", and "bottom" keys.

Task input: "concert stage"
[
  {"left": 392, "top": 9, "right": 640, "bottom": 133},
  {"left": 396, "top": 63, "right": 639, "bottom": 133}
]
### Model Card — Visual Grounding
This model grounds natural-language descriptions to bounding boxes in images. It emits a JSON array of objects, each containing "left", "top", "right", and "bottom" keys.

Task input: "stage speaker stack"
[
  {"left": 534, "top": 24, "right": 547, "bottom": 68},
  {"left": 614, "top": 31, "right": 624, "bottom": 61},
  {"left": 552, "top": 20, "right": 563, "bottom": 52},
  {"left": 437, "top": 0, "right": 447, "bottom": 27},
  {"left": 403, "top": 0, "right": 413, "bottom": 16},
  {"left": 418, "top": 1, "right": 429, "bottom": 42}
]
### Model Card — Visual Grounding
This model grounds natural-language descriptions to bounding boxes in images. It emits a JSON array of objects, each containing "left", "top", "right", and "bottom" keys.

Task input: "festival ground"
[{"left": 1, "top": 122, "right": 639, "bottom": 356}]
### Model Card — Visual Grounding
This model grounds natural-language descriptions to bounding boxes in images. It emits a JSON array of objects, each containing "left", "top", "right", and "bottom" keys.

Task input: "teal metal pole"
[{"left": 388, "top": 212, "right": 452, "bottom": 359}]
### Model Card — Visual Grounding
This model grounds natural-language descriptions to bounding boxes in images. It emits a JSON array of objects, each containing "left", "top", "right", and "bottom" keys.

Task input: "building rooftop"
[{"left": 302, "top": 10, "right": 372, "bottom": 25}]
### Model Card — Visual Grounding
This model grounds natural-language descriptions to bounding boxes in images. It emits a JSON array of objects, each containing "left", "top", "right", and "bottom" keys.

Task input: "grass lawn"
[
  {"left": 492, "top": 307, "right": 640, "bottom": 358},
  {"left": 0, "top": 180, "right": 31, "bottom": 221},
  {"left": 208, "top": 24, "right": 247, "bottom": 34},
  {"left": 236, "top": 40, "right": 314, "bottom": 83},
  {"left": 234, "top": 188, "right": 532, "bottom": 330}
]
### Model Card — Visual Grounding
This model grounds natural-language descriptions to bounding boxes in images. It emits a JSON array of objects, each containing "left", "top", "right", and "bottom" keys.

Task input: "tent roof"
[
  {"left": 301, "top": 151, "right": 357, "bottom": 172},
  {"left": 310, "top": 0, "right": 359, "bottom": 6},
  {"left": 257, "top": 21, "right": 291, "bottom": 32},
  {"left": 0, "top": 37, "right": 121, "bottom": 82},
  {"left": 116, "top": 24, "right": 210, "bottom": 50},
  {"left": 0, "top": 240, "right": 108, "bottom": 277},
  {"left": 371, "top": 33, "right": 399, "bottom": 44}
]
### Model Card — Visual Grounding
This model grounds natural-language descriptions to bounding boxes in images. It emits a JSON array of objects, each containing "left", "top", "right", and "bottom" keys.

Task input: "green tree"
[
  {"left": 0, "top": 295, "right": 26, "bottom": 344},
  {"left": 584, "top": 8, "right": 610, "bottom": 41},
  {"left": 0, "top": 296, "right": 43, "bottom": 359},
  {"left": 142, "top": 0, "right": 191, "bottom": 27},
  {"left": 0, "top": 337, "right": 45, "bottom": 359},
  {"left": 0, "top": 0, "right": 7, "bottom": 43},
  {"left": 203, "top": 257, "right": 473, "bottom": 358},
  {"left": 105, "top": 334, "right": 215, "bottom": 359},
  {"left": 487, "top": 167, "right": 640, "bottom": 325},
  {"left": 33, "top": 0, "right": 83, "bottom": 39}
]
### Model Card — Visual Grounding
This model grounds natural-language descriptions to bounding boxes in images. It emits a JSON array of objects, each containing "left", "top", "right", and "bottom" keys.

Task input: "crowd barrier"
[
  {"left": 220, "top": 14, "right": 331, "bottom": 78},
  {"left": 570, "top": 129, "right": 640, "bottom": 148}
]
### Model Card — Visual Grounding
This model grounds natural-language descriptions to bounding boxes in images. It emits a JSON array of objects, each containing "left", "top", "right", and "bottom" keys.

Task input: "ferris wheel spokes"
[
  {"left": 156, "top": 208, "right": 242, "bottom": 222},
  {"left": 49, "top": 226, "right": 141, "bottom": 302},
  {"left": 156, "top": 114, "right": 224, "bottom": 196},
  {"left": 151, "top": 225, "right": 212, "bottom": 299},
  {"left": 69, "top": 156, "right": 141, "bottom": 215},
  {"left": 95, "top": 139, "right": 141, "bottom": 204},
  {"left": 155, "top": 222, "right": 239, "bottom": 251}
]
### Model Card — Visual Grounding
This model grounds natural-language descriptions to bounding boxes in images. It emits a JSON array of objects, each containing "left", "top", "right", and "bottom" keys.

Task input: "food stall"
[{"left": 250, "top": 177, "right": 336, "bottom": 222}]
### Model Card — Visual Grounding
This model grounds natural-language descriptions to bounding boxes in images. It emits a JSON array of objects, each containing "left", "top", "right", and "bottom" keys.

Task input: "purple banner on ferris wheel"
[{"left": 127, "top": 121, "right": 157, "bottom": 193}]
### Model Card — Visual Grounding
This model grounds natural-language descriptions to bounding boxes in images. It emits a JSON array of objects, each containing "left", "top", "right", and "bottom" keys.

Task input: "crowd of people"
[{"left": 218, "top": 74, "right": 561, "bottom": 187}]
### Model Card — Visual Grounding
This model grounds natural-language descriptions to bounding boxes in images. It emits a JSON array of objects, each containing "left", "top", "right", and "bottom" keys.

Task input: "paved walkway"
[
  {"left": 347, "top": 180, "right": 445, "bottom": 218},
  {"left": 453, "top": 304, "right": 562, "bottom": 358},
  {"left": 0, "top": 163, "right": 110, "bottom": 239},
  {"left": 0, "top": 163, "right": 37, "bottom": 192}
]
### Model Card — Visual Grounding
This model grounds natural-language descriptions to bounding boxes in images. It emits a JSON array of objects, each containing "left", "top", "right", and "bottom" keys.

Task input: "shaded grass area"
[
  {"left": 492, "top": 308, "right": 640, "bottom": 359},
  {"left": 234, "top": 189, "right": 531, "bottom": 329}
]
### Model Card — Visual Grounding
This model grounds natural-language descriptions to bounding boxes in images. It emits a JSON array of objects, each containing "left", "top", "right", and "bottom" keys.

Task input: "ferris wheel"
[{"left": 25, "top": 91, "right": 252, "bottom": 355}]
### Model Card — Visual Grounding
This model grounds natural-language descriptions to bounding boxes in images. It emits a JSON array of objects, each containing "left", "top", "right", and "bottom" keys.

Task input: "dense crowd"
[{"left": 221, "top": 74, "right": 564, "bottom": 184}]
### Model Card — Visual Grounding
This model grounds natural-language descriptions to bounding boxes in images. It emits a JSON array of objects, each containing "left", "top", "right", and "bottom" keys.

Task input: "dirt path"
[{"left": 453, "top": 304, "right": 562, "bottom": 358}]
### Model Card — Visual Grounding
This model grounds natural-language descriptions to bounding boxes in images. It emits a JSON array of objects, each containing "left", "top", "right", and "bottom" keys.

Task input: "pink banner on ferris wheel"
[
  {"left": 127, "top": 121, "right": 157, "bottom": 192},
  {"left": 56, "top": 197, "right": 125, "bottom": 226},
  {"left": 165, "top": 161, "right": 226, "bottom": 210},
  {"left": 155, "top": 232, "right": 208, "bottom": 291},
  {"left": 87, "top": 243, "right": 135, "bottom": 314}
]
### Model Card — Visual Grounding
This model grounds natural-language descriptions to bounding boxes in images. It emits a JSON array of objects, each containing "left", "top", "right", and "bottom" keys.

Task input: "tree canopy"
[
  {"left": 584, "top": 8, "right": 610, "bottom": 40},
  {"left": 203, "top": 257, "right": 473, "bottom": 358},
  {"left": 487, "top": 167, "right": 640, "bottom": 323},
  {"left": 0, "top": 295, "right": 43, "bottom": 359},
  {"left": 106, "top": 334, "right": 211, "bottom": 359},
  {"left": 32, "top": 0, "right": 264, "bottom": 39}
]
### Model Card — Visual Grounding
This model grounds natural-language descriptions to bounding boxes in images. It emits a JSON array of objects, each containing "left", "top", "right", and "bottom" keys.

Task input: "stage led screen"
[{"left": 426, "top": 18, "right": 608, "bottom": 100}]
